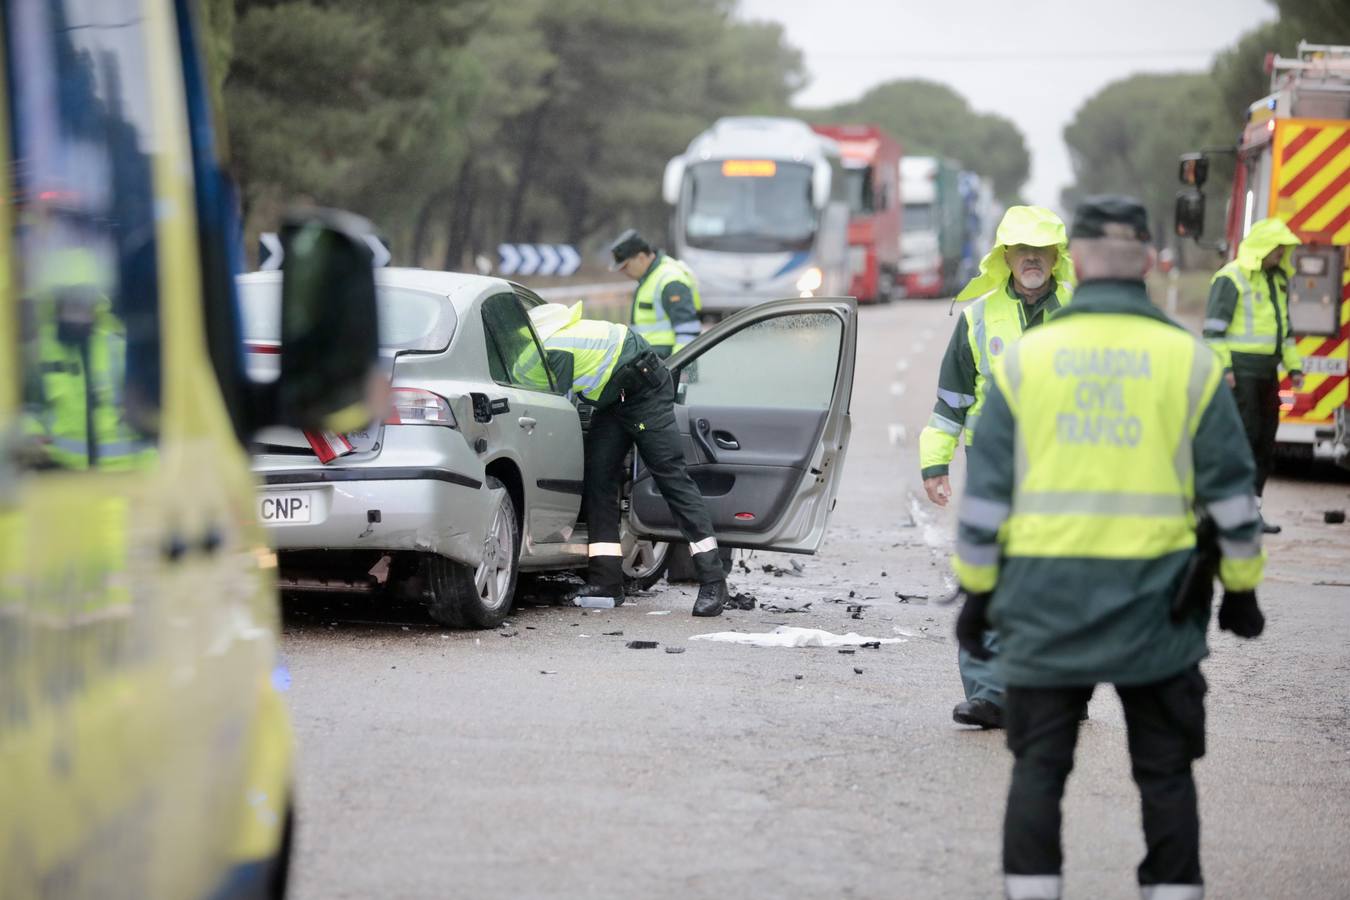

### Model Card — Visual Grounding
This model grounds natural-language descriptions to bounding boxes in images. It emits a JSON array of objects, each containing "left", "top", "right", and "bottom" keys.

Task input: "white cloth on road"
[{"left": 689, "top": 626, "right": 908, "bottom": 648}]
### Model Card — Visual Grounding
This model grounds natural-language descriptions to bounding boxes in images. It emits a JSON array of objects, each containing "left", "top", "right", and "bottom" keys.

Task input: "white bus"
[{"left": 662, "top": 117, "right": 850, "bottom": 314}]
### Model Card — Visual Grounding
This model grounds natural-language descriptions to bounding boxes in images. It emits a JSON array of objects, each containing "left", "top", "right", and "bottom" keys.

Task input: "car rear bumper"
[{"left": 255, "top": 465, "right": 491, "bottom": 565}]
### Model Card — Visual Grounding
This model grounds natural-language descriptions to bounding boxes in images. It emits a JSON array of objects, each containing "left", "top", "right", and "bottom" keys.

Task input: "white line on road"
[
  {"left": 889, "top": 382, "right": 907, "bottom": 396},
  {"left": 895, "top": 359, "right": 910, "bottom": 372},
  {"left": 888, "top": 424, "right": 907, "bottom": 445}
]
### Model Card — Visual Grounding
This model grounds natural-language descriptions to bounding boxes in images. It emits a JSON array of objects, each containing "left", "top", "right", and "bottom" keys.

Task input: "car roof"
[{"left": 237, "top": 267, "right": 513, "bottom": 315}]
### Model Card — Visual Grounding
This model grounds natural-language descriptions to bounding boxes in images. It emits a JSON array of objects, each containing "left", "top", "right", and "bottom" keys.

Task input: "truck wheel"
[{"left": 423, "top": 476, "right": 519, "bottom": 628}]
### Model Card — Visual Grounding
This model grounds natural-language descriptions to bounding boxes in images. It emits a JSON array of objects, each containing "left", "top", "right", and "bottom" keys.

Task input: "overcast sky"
[{"left": 737, "top": 0, "right": 1278, "bottom": 211}]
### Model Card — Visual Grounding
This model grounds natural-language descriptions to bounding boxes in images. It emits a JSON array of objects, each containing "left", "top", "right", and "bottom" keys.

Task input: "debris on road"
[
  {"left": 626, "top": 640, "right": 659, "bottom": 649},
  {"left": 725, "top": 592, "right": 757, "bottom": 610},
  {"left": 540, "top": 670, "right": 558, "bottom": 675},
  {"left": 838, "top": 648, "right": 856, "bottom": 655},
  {"left": 762, "top": 560, "right": 805, "bottom": 577},
  {"left": 794, "top": 674, "right": 804, "bottom": 680},
  {"left": 499, "top": 629, "right": 519, "bottom": 637},
  {"left": 603, "top": 630, "right": 624, "bottom": 636},
  {"left": 895, "top": 591, "right": 929, "bottom": 603},
  {"left": 664, "top": 647, "right": 686, "bottom": 654},
  {"left": 575, "top": 596, "right": 617, "bottom": 608},
  {"left": 853, "top": 667, "right": 863, "bottom": 675},
  {"left": 689, "top": 626, "right": 908, "bottom": 648},
  {"left": 762, "top": 601, "right": 812, "bottom": 614},
  {"left": 647, "top": 610, "right": 672, "bottom": 616},
  {"left": 847, "top": 604, "right": 866, "bottom": 619},
  {"left": 1324, "top": 510, "right": 1346, "bottom": 524}
]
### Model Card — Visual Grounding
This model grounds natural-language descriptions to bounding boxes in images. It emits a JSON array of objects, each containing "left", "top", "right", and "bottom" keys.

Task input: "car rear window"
[{"left": 238, "top": 279, "right": 457, "bottom": 352}]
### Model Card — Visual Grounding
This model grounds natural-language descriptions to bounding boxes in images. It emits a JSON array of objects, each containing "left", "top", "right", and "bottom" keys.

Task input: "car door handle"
[
  {"left": 518, "top": 416, "right": 537, "bottom": 430},
  {"left": 693, "top": 417, "right": 718, "bottom": 463},
  {"left": 713, "top": 432, "right": 740, "bottom": 451}
]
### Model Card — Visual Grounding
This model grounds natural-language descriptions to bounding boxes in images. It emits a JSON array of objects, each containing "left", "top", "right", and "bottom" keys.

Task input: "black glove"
[
  {"left": 955, "top": 590, "right": 994, "bottom": 660},
  {"left": 1217, "top": 590, "right": 1264, "bottom": 638}
]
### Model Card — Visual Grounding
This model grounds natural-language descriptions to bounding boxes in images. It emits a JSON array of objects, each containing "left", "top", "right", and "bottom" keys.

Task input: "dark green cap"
[
  {"left": 1070, "top": 194, "right": 1151, "bottom": 241},
  {"left": 608, "top": 229, "right": 651, "bottom": 269}
]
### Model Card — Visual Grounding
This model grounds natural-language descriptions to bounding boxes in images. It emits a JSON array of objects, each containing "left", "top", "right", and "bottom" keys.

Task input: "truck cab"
[
  {"left": 0, "top": 1, "right": 379, "bottom": 896},
  {"left": 810, "top": 124, "right": 903, "bottom": 304}
]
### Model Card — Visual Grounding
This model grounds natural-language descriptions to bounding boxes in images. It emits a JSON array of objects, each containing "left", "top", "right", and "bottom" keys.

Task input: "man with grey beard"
[{"left": 918, "top": 205, "right": 1076, "bottom": 730}]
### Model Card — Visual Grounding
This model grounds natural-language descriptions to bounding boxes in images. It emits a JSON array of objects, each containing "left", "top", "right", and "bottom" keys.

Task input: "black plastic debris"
[
  {"left": 664, "top": 647, "right": 686, "bottom": 654},
  {"left": 626, "top": 640, "right": 659, "bottom": 649},
  {"left": 499, "top": 629, "right": 519, "bottom": 637},
  {"left": 794, "top": 674, "right": 804, "bottom": 680},
  {"left": 848, "top": 590, "right": 856, "bottom": 598},
  {"left": 881, "top": 571, "right": 888, "bottom": 577},
  {"left": 737, "top": 559, "right": 752, "bottom": 574},
  {"left": 540, "top": 670, "right": 558, "bottom": 675},
  {"left": 853, "top": 667, "right": 863, "bottom": 675},
  {"left": 726, "top": 592, "right": 757, "bottom": 610},
  {"left": 762, "top": 560, "right": 805, "bottom": 577},
  {"left": 860, "top": 641, "right": 882, "bottom": 650},
  {"left": 1325, "top": 510, "right": 1346, "bottom": 524},
  {"left": 603, "top": 630, "right": 624, "bottom": 636},
  {"left": 895, "top": 591, "right": 930, "bottom": 604},
  {"left": 837, "top": 648, "right": 856, "bottom": 655},
  {"left": 847, "top": 604, "right": 866, "bottom": 620}
]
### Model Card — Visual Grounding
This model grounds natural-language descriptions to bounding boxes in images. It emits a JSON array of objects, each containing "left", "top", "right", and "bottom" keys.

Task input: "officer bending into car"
[{"left": 527, "top": 302, "right": 728, "bottom": 616}]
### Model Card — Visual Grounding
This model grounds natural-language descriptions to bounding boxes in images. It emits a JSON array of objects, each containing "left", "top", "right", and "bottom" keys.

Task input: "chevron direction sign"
[
  {"left": 497, "top": 243, "right": 581, "bottom": 277},
  {"left": 259, "top": 232, "right": 391, "bottom": 271}
]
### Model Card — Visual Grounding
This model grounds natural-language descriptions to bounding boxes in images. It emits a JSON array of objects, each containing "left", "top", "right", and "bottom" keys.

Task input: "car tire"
[
  {"left": 622, "top": 538, "right": 671, "bottom": 592},
  {"left": 423, "top": 476, "right": 520, "bottom": 628}
]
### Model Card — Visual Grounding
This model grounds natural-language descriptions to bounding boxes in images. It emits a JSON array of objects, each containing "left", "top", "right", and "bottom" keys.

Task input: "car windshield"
[
  {"left": 683, "top": 160, "right": 816, "bottom": 253},
  {"left": 903, "top": 203, "right": 934, "bottom": 232},
  {"left": 238, "top": 279, "right": 457, "bottom": 352}
]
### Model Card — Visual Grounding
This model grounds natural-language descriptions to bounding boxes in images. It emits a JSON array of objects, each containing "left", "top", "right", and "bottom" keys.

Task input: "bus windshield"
[{"left": 684, "top": 161, "right": 816, "bottom": 253}]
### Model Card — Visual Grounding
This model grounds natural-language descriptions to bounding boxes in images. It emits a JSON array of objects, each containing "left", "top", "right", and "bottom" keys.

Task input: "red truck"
[{"left": 811, "top": 124, "right": 903, "bottom": 303}]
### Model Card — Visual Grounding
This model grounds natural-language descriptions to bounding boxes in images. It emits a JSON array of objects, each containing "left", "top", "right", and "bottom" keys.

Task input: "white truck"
[{"left": 662, "top": 117, "right": 851, "bottom": 314}]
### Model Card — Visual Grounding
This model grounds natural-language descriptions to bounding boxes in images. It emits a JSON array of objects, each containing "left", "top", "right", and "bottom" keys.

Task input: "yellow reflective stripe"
[
  {"left": 1219, "top": 552, "right": 1265, "bottom": 591},
  {"left": 919, "top": 422, "right": 960, "bottom": 470},
  {"left": 952, "top": 557, "right": 998, "bottom": 594}
]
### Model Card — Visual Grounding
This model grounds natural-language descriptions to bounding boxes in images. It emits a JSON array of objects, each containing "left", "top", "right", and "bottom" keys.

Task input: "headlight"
[{"left": 796, "top": 266, "right": 823, "bottom": 294}]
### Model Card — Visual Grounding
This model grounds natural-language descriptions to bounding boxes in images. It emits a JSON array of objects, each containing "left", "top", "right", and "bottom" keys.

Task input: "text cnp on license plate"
[
  {"left": 258, "top": 493, "right": 312, "bottom": 524},
  {"left": 1302, "top": 356, "right": 1348, "bottom": 377}
]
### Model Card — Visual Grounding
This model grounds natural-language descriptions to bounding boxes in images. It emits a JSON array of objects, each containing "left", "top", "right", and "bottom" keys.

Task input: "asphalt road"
[{"left": 280, "top": 298, "right": 1350, "bottom": 900}]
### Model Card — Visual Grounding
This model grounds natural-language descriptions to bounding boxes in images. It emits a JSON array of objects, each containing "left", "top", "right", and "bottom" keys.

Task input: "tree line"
[
  {"left": 203, "top": 0, "right": 1030, "bottom": 269},
  {"left": 1060, "top": 0, "right": 1350, "bottom": 263}
]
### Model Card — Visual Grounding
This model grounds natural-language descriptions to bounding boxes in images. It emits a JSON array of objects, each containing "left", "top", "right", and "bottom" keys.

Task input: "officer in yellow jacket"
[
  {"left": 528, "top": 302, "right": 729, "bottom": 616},
  {"left": 918, "top": 205, "right": 1075, "bottom": 730},
  {"left": 1202, "top": 218, "right": 1303, "bottom": 534},
  {"left": 952, "top": 196, "right": 1265, "bottom": 900},
  {"left": 609, "top": 229, "right": 702, "bottom": 358}
]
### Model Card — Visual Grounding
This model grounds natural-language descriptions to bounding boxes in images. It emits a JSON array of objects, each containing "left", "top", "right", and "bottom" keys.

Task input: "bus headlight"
[{"left": 796, "top": 266, "right": 823, "bottom": 296}]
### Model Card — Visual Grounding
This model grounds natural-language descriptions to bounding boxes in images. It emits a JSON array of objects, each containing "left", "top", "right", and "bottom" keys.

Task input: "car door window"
[
  {"left": 678, "top": 313, "right": 842, "bottom": 409},
  {"left": 9, "top": 0, "right": 161, "bottom": 472},
  {"left": 481, "top": 292, "right": 555, "bottom": 392}
]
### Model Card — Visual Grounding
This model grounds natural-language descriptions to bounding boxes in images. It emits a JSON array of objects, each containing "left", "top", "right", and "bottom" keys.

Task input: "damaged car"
[{"left": 240, "top": 268, "right": 858, "bottom": 628}]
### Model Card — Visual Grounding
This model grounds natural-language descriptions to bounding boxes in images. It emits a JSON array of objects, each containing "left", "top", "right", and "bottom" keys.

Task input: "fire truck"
[{"left": 1176, "top": 42, "right": 1350, "bottom": 467}]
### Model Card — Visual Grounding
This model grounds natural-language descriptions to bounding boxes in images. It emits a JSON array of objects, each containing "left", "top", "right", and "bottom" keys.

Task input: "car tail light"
[{"left": 386, "top": 388, "right": 457, "bottom": 427}]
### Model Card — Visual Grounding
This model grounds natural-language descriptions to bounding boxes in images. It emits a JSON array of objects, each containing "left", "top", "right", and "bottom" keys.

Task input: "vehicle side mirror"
[
  {"left": 1179, "top": 153, "right": 1209, "bottom": 188},
  {"left": 1174, "top": 190, "right": 1206, "bottom": 240},
  {"left": 812, "top": 159, "right": 831, "bottom": 210},
  {"left": 276, "top": 209, "right": 381, "bottom": 431},
  {"left": 662, "top": 158, "right": 686, "bottom": 206}
]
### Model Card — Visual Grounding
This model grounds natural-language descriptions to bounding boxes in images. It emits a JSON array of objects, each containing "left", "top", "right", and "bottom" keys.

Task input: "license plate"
[
  {"left": 258, "top": 493, "right": 312, "bottom": 524},
  {"left": 1302, "top": 356, "right": 1348, "bottom": 377}
]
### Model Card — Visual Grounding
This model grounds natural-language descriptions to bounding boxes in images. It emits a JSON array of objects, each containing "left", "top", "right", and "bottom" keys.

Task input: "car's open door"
[{"left": 628, "top": 297, "right": 857, "bottom": 552}]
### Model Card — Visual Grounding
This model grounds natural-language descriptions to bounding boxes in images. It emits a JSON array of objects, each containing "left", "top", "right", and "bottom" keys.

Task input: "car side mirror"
[
  {"left": 276, "top": 208, "right": 381, "bottom": 431},
  {"left": 1178, "top": 153, "right": 1209, "bottom": 188},
  {"left": 1174, "top": 191, "right": 1206, "bottom": 240}
]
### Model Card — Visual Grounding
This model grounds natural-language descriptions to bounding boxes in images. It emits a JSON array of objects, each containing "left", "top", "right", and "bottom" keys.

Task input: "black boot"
[
  {"left": 573, "top": 556, "right": 624, "bottom": 607},
  {"left": 690, "top": 546, "right": 727, "bottom": 617},
  {"left": 693, "top": 580, "right": 728, "bottom": 617}
]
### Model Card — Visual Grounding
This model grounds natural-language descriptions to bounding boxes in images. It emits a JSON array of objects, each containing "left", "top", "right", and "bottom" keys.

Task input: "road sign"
[
  {"left": 259, "top": 231, "right": 391, "bottom": 271},
  {"left": 496, "top": 244, "right": 582, "bottom": 277}
]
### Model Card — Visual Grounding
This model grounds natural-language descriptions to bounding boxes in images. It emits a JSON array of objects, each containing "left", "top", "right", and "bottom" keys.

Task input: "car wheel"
[
  {"left": 622, "top": 537, "right": 671, "bottom": 592},
  {"left": 423, "top": 476, "right": 520, "bottom": 628}
]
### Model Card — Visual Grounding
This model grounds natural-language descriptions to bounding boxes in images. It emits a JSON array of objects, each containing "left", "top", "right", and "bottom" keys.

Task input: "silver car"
[{"left": 240, "top": 268, "right": 858, "bottom": 627}]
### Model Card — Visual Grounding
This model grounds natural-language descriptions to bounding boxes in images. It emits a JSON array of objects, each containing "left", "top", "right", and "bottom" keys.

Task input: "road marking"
[
  {"left": 889, "top": 382, "right": 906, "bottom": 396},
  {"left": 920, "top": 328, "right": 934, "bottom": 340},
  {"left": 895, "top": 359, "right": 910, "bottom": 373},
  {"left": 888, "top": 424, "right": 907, "bottom": 445}
]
